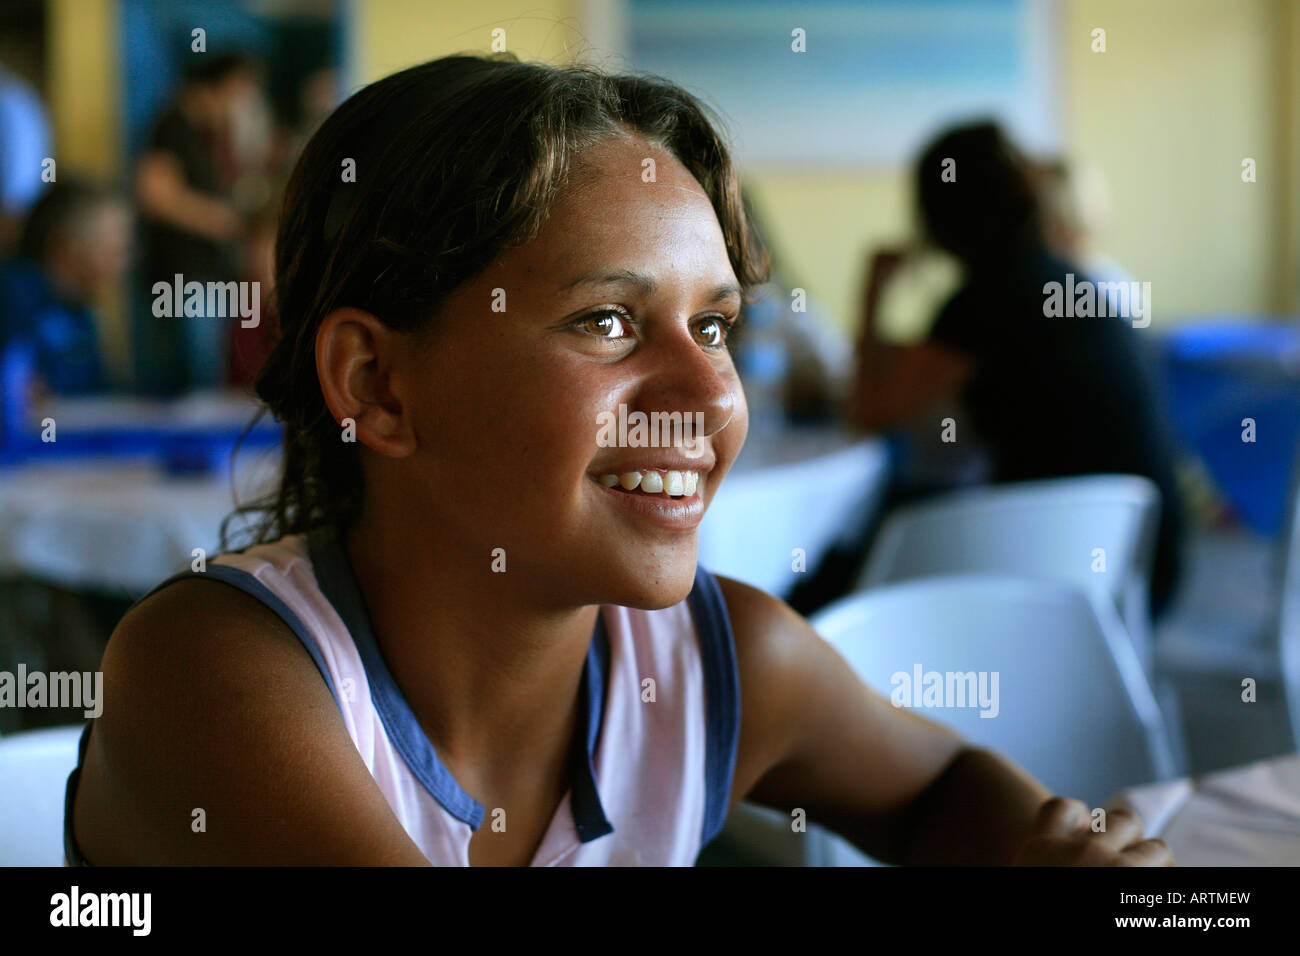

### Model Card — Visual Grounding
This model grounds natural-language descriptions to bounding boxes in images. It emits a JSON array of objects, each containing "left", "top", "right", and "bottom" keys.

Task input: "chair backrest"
[
  {"left": 859, "top": 474, "right": 1161, "bottom": 669},
  {"left": 0, "top": 724, "right": 83, "bottom": 865},
  {"left": 700, "top": 438, "right": 890, "bottom": 597},
  {"left": 814, "top": 575, "right": 1176, "bottom": 805},
  {"left": 1277, "top": 445, "right": 1300, "bottom": 748},
  {"left": 803, "top": 574, "right": 1177, "bottom": 867}
]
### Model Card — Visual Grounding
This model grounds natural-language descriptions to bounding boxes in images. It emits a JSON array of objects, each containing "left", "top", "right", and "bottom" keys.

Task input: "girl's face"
[{"left": 399, "top": 134, "right": 748, "bottom": 609}]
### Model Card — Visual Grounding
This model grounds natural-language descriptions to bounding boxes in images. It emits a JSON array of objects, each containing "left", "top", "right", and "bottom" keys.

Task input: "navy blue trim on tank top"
[
  {"left": 686, "top": 566, "right": 742, "bottom": 851},
  {"left": 307, "top": 525, "right": 615, "bottom": 842},
  {"left": 63, "top": 721, "right": 93, "bottom": 866}
]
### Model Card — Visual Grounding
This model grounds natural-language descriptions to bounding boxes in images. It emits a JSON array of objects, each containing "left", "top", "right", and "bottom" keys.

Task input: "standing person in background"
[
  {"left": 0, "top": 179, "right": 131, "bottom": 397},
  {"left": 849, "top": 121, "right": 1186, "bottom": 617},
  {"left": 226, "top": 194, "right": 277, "bottom": 389},
  {"left": 135, "top": 52, "right": 262, "bottom": 394}
]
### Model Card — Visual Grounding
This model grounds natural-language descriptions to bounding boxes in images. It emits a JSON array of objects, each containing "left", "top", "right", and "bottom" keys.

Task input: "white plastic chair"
[
  {"left": 700, "top": 438, "right": 890, "bottom": 599},
  {"left": 804, "top": 575, "right": 1177, "bottom": 865},
  {"left": 859, "top": 474, "right": 1160, "bottom": 672},
  {"left": 1278, "top": 468, "right": 1300, "bottom": 748},
  {"left": 0, "top": 724, "right": 83, "bottom": 865}
]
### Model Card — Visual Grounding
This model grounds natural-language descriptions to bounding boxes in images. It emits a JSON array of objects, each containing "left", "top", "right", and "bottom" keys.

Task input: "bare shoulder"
[
  {"left": 73, "top": 575, "right": 428, "bottom": 865},
  {"left": 713, "top": 576, "right": 832, "bottom": 804}
]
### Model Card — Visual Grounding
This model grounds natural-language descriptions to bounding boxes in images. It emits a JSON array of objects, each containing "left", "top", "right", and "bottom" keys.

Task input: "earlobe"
[{"left": 315, "top": 307, "right": 416, "bottom": 458}]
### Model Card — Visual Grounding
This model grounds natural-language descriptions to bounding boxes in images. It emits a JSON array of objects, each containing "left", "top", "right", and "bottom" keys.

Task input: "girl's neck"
[{"left": 342, "top": 508, "right": 598, "bottom": 791}]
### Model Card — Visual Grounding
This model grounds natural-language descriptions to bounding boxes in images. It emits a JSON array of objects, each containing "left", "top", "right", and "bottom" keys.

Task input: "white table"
[
  {"left": 37, "top": 390, "right": 271, "bottom": 431},
  {"left": 0, "top": 451, "right": 279, "bottom": 596},
  {"left": 698, "top": 435, "right": 890, "bottom": 598},
  {"left": 1113, "top": 752, "right": 1300, "bottom": 866}
]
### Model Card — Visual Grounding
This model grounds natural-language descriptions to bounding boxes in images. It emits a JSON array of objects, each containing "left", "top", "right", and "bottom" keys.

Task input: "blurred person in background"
[
  {"left": 0, "top": 179, "right": 131, "bottom": 398},
  {"left": 0, "top": 58, "right": 51, "bottom": 255},
  {"left": 1035, "top": 158, "right": 1136, "bottom": 316},
  {"left": 135, "top": 51, "right": 263, "bottom": 394},
  {"left": 225, "top": 192, "right": 278, "bottom": 389},
  {"left": 267, "top": 66, "right": 341, "bottom": 173},
  {"left": 733, "top": 187, "right": 851, "bottom": 435},
  {"left": 848, "top": 120, "right": 1186, "bottom": 617}
]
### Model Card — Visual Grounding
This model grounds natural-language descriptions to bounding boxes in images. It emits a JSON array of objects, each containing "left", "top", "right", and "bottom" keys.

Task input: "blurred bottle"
[{"left": 736, "top": 287, "right": 790, "bottom": 442}]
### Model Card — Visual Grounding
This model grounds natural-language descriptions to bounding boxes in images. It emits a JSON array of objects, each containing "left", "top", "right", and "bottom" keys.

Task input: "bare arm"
[
  {"left": 848, "top": 248, "right": 973, "bottom": 432},
  {"left": 72, "top": 578, "right": 432, "bottom": 865},
  {"left": 721, "top": 576, "right": 1171, "bottom": 865},
  {"left": 136, "top": 151, "right": 242, "bottom": 243}
]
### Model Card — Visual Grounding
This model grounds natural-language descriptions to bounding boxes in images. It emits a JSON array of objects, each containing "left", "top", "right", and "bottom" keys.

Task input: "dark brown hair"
[{"left": 232, "top": 52, "right": 769, "bottom": 545}]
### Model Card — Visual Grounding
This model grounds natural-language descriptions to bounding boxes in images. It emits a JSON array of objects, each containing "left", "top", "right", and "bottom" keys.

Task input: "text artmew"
[
  {"left": 152, "top": 274, "right": 261, "bottom": 328},
  {"left": 890, "top": 664, "right": 999, "bottom": 718}
]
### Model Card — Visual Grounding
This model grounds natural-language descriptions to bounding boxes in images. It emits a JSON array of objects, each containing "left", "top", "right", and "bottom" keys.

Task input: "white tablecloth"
[
  {"left": 0, "top": 451, "right": 279, "bottom": 596},
  {"left": 1112, "top": 752, "right": 1300, "bottom": 866}
]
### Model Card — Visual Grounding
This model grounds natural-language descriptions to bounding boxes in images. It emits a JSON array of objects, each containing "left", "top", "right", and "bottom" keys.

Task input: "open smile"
[
  {"left": 597, "top": 468, "right": 701, "bottom": 497},
  {"left": 588, "top": 467, "right": 708, "bottom": 529}
]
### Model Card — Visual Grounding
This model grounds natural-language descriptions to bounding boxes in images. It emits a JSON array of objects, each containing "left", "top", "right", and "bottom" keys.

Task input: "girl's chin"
[{"left": 596, "top": 565, "right": 699, "bottom": 611}]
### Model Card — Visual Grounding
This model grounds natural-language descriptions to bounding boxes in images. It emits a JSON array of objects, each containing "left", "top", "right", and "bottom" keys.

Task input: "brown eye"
[
  {"left": 580, "top": 310, "right": 628, "bottom": 338},
  {"left": 693, "top": 316, "right": 726, "bottom": 347}
]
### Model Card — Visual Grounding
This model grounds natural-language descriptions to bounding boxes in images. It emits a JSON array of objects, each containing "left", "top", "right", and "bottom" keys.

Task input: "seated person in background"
[
  {"left": 850, "top": 121, "right": 1185, "bottom": 616},
  {"left": 1034, "top": 158, "right": 1136, "bottom": 315},
  {"left": 0, "top": 179, "right": 131, "bottom": 396}
]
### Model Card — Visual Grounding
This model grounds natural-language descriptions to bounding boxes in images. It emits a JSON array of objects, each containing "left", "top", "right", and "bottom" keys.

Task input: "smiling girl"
[{"left": 65, "top": 54, "right": 1170, "bottom": 867}]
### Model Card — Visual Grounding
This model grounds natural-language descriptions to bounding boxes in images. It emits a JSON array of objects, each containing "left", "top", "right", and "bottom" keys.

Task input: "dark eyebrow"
[{"left": 560, "top": 269, "right": 742, "bottom": 305}]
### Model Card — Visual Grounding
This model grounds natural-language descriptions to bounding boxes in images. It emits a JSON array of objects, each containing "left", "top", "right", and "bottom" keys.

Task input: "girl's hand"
[{"left": 1011, "top": 797, "right": 1174, "bottom": 866}]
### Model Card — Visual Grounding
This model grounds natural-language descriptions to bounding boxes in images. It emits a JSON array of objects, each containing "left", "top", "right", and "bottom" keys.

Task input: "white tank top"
[{"left": 65, "top": 524, "right": 741, "bottom": 866}]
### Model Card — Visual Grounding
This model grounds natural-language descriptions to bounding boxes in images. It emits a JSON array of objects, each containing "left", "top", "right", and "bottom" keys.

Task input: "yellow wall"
[
  {"left": 1062, "top": 0, "right": 1291, "bottom": 321},
  {"left": 351, "top": 0, "right": 581, "bottom": 82},
  {"left": 46, "top": 0, "right": 126, "bottom": 377},
  {"left": 47, "top": 0, "right": 119, "bottom": 179}
]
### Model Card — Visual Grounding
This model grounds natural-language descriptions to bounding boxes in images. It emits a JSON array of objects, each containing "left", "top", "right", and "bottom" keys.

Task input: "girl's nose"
[{"left": 633, "top": 330, "right": 740, "bottom": 440}]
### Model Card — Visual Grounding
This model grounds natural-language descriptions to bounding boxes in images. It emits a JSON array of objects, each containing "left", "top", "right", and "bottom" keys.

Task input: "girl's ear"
[{"left": 315, "top": 307, "right": 416, "bottom": 458}]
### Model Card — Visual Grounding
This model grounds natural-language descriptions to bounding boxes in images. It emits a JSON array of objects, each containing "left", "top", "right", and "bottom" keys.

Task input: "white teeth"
[{"left": 598, "top": 470, "right": 702, "bottom": 497}]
